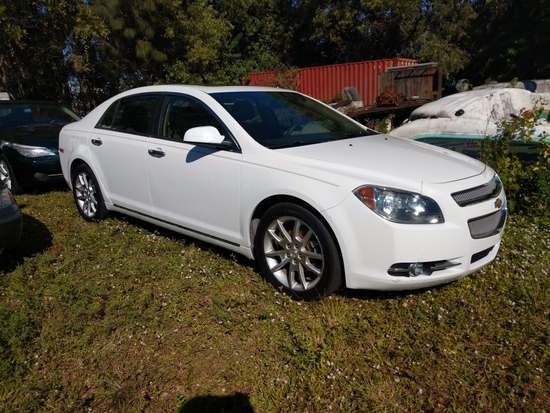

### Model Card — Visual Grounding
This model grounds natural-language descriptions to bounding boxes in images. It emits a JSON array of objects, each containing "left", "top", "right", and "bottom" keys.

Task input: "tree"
[
  {"left": 65, "top": 3, "right": 110, "bottom": 113},
  {"left": 286, "top": 0, "right": 476, "bottom": 77},
  {"left": 414, "top": 0, "right": 476, "bottom": 76},
  {"left": 159, "top": 0, "right": 232, "bottom": 84},
  {"left": 1, "top": 0, "right": 546, "bottom": 111},
  {"left": 89, "top": 0, "right": 169, "bottom": 94},
  {"left": 211, "top": 0, "right": 294, "bottom": 84},
  {"left": 87, "top": 0, "right": 233, "bottom": 89},
  {"left": 0, "top": 0, "right": 83, "bottom": 102},
  {"left": 463, "top": 0, "right": 550, "bottom": 85}
]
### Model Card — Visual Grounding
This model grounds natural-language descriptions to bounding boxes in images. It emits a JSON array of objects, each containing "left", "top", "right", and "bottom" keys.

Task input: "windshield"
[
  {"left": 0, "top": 102, "right": 80, "bottom": 129},
  {"left": 211, "top": 91, "right": 377, "bottom": 149}
]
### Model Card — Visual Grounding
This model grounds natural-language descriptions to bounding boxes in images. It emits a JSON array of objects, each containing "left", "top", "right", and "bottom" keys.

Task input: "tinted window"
[
  {"left": 0, "top": 102, "right": 79, "bottom": 129},
  {"left": 158, "top": 95, "right": 227, "bottom": 141},
  {"left": 211, "top": 91, "right": 375, "bottom": 149},
  {"left": 97, "top": 94, "right": 160, "bottom": 135},
  {"left": 96, "top": 101, "right": 118, "bottom": 129}
]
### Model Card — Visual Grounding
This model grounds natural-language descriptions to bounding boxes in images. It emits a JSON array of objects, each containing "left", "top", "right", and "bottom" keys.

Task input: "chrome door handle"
[{"left": 91, "top": 138, "right": 102, "bottom": 146}]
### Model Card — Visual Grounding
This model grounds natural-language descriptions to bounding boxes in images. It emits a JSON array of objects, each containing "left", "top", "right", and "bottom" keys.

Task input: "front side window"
[{"left": 157, "top": 95, "right": 227, "bottom": 141}]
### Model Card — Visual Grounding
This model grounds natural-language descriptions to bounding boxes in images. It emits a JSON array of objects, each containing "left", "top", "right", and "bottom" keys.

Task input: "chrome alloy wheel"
[
  {"left": 74, "top": 171, "right": 99, "bottom": 219},
  {"left": 262, "top": 216, "right": 325, "bottom": 292},
  {"left": 0, "top": 158, "right": 12, "bottom": 190},
  {"left": 72, "top": 164, "right": 108, "bottom": 222}
]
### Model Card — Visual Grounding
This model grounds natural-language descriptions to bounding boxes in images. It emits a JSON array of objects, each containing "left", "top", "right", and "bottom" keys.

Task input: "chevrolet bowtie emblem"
[{"left": 495, "top": 198, "right": 503, "bottom": 209}]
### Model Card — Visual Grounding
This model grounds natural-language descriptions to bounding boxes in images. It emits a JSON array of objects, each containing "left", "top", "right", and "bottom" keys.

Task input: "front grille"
[
  {"left": 452, "top": 175, "right": 502, "bottom": 207},
  {"left": 468, "top": 206, "right": 507, "bottom": 239}
]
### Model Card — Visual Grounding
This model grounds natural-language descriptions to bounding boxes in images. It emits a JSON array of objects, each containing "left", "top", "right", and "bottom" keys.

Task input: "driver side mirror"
[{"left": 183, "top": 126, "right": 234, "bottom": 150}]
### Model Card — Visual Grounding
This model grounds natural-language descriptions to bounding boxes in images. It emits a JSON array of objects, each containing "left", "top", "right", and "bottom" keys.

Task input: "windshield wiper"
[
  {"left": 338, "top": 130, "right": 379, "bottom": 140},
  {"left": 269, "top": 140, "right": 326, "bottom": 149}
]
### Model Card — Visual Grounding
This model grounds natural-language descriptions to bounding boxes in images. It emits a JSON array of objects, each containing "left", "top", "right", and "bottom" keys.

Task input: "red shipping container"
[{"left": 244, "top": 58, "right": 418, "bottom": 104}]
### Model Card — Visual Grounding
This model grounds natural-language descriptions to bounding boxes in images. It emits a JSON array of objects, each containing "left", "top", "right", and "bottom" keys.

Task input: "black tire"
[
  {"left": 0, "top": 154, "right": 20, "bottom": 194},
  {"left": 72, "top": 164, "right": 109, "bottom": 222},
  {"left": 254, "top": 203, "right": 342, "bottom": 300}
]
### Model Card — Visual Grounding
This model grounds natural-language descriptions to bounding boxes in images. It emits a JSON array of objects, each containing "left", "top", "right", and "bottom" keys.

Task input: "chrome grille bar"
[{"left": 452, "top": 175, "right": 502, "bottom": 207}]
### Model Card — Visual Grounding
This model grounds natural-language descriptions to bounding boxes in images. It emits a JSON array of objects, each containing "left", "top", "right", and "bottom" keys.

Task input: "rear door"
[{"left": 90, "top": 94, "right": 160, "bottom": 215}]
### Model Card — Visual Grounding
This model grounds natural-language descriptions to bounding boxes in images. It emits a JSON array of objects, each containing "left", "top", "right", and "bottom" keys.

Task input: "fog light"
[
  {"left": 33, "top": 172, "right": 48, "bottom": 180},
  {"left": 389, "top": 260, "right": 460, "bottom": 277},
  {"left": 408, "top": 263, "right": 423, "bottom": 277}
]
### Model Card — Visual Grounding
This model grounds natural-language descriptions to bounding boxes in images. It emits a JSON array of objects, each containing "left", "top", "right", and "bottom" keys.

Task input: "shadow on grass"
[
  {"left": 17, "top": 182, "right": 69, "bottom": 196},
  {"left": 101, "top": 212, "right": 450, "bottom": 302},
  {"left": 178, "top": 392, "right": 254, "bottom": 413},
  {"left": 0, "top": 213, "right": 52, "bottom": 273},
  {"left": 115, "top": 212, "right": 256, "bottom": 269},
  {"left": 341, "top": 283, "right": 449, "bottom": 301}
]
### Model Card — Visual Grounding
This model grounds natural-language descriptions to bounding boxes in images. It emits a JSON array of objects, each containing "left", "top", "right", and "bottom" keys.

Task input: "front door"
[{"left": 145, "top": 94, "right": 243, "bottom": 244}]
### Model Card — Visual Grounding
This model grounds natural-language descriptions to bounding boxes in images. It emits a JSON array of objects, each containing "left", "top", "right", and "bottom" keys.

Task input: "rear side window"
[{"left": 96, "top": 94, "right": 160, "bottom": 135}]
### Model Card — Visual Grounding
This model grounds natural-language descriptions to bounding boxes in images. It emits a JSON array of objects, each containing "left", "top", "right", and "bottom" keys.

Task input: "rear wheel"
[
  {"left": 254, "top": 203, "right": 342, "bottom": 300},
  {"left": 0, "top": 154, "right": 20, "bottom": 194},
  {"left": 72, "top": 164, "right": 109, "bottom": 221}
]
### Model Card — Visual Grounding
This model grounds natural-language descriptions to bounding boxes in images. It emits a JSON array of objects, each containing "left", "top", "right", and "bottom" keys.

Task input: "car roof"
[
  {"left": 85, "top": 85, "right": 298, "bottom": 116},
  {"left": 106, "top": 84, "right": 293, "bottom": 96}
]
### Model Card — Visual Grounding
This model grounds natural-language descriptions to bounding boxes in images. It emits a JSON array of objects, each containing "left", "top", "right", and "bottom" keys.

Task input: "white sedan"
[{"left": 59, "top": 85, "right": 507, "bottom": 299}]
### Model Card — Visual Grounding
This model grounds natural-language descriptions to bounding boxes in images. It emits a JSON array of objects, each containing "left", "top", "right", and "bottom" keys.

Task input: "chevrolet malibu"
[{"left": 59, "top": 85, "right": 507, "bottom": 299}]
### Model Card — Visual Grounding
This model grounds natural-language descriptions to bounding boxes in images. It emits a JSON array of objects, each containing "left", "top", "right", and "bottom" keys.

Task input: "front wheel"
[
  {"left": 254, "top": 203, "right": 342, "bottom": 300},
  {"left": 0, "top": 154, "right": 20, "bottom": 194},
  {"left": 72, "top": 164, "right": 109, "bottom": 221}
]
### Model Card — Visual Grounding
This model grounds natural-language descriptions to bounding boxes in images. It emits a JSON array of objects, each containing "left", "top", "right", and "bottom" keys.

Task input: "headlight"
[
  {"left": 354, "top": 186, "right": 444, "bottom": 224},
  {"left": 0, "top": 186, "right": 15, "bottom": 209},
  {"left": 12, "top": 143, "right": 56, "bottom": 158}
]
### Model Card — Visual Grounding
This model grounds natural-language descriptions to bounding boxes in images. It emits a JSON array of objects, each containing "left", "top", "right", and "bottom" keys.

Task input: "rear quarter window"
[{"left": 96, "top": 95, "right": 160, "bottom": 135}]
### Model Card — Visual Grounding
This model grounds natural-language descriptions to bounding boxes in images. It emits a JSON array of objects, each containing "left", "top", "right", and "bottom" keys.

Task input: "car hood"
[
  {"left": 0, "top": 125, "right": 62, "bottom": 150},
  {"left": 279, "top": 134, "right": 486, "bottom": 187}
]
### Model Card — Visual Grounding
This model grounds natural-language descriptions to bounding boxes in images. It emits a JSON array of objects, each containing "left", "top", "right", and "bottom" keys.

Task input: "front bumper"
[
  {"left": 326, "top": 174, "right": 507, "bottom": 291},
  {"left": 9, "top": 153, "right": 64, "bottom": 188}
]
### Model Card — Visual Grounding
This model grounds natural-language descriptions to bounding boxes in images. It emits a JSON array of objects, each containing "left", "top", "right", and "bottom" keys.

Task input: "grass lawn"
[{"left": 1, "top": 188, "right": 549, "bottom": 412}]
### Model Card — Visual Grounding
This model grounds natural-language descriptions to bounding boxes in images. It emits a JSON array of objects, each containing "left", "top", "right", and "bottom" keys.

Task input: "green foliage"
[
  {"left": 0, "top": 0, "right": 548, "bottom": 109},
  {"left": 287, "top": 0, "right": 476, "bottom": 75},
  {"left": 159, "top": 0, "right": 232, "bottom": 85},
  {"left": 462, "top": 0, "right": 550, "bottom": 84},
  {"left": 532, "top": 140, "right": 550, "bottom": 210},
  {"left": 0, "top": 0, "right": 82, "bottom": 101},
  {"left": 376, "top": 113, "right": 395, "bottom": 134},
  {"left": 478, "top": 103, "right": 550, "bottom": 215},
  {"left": 413, "top": 0, "right": 477, "bottom": 75},
  {"left": 0, "top": 0, "right": 485, "bottom": 103}
]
